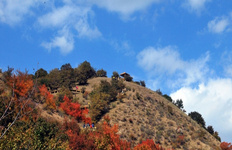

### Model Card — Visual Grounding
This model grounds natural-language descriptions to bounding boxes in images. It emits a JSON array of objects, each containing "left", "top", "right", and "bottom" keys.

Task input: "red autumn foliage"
[
  {"left": 134, "top": 139, "right": 164, "bottom": 150},
  {"left": 220, "top": 142, "right": 232, "bottom": 150},
  {"left": 8, "top": 71, "right": 34, "bottom": 99},
  {"left": 62, "top": 119, "right": 96, "bottom": 150},
  {"left": 6, "top": 71, "right": 34, "bottom": 118},
  {"left": 60, "top": 95, "right": 91, "bottom": 123},
  {"left": 39, "top": 84, "right": 56, "bottom": 109},
  {"left": 94, "top": 121, "right": 131, "bottom": 150}
]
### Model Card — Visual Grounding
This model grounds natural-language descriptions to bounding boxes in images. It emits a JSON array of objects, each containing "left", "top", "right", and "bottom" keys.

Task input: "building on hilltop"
[{"left": 120, "top": 72, "right": 130, "bottom": 78}]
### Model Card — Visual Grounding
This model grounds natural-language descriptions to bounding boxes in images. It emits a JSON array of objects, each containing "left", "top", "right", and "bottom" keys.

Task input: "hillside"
[
  {"left": 0, "top": 70, "right": 222, "bottom": 149},
  {"left": 70, "top": 77, "right": 221, "bottom": 149}
]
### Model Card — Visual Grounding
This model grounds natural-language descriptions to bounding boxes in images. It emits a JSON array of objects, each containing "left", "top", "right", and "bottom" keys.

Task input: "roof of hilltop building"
[{"left": 120, "top": 72, "right": 130, "bottom": 77}]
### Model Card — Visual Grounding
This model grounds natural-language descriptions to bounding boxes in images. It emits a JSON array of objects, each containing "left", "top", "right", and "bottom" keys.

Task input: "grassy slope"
[{"left": 83, "top": 77, "right": 221, "bottom": 149}]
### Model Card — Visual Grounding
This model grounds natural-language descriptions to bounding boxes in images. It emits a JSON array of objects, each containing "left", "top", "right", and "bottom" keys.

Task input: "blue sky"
[{"left": 0, "top": 0, "right": 232, "bottom": 142}]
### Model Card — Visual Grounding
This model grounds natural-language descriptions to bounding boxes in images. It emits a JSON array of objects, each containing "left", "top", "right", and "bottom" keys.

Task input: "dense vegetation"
[{"left": 0, "top": 61, "right": 230, "bottom": 149}]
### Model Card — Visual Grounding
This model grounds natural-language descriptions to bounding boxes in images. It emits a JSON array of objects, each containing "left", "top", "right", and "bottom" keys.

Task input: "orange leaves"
[
  {"left": 95, "top": 121, "right": 131, "bottom": 150},
  {"left": 39, "top": 84, "right": 56, "bottom": 109},
  {"left": 60, "top": 95, "right": 90, "bottom": 123},
  {"left": 8, "top": 71, "right": 33, "bottom": 99},
  {"left": 220, "top": 142, "right": 232, "bottom": 150},
  {"left": 134, "top": 139, "right": 164, "bottom": 150}
]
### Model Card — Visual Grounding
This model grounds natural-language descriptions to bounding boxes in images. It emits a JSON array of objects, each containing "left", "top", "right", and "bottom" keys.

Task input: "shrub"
[
  {"left": 111, "top": 71, "right": 119, "bottom": 79},
  {"left": 124, "top": 74, "right": 133, "bottom": 82},
  {"left": 163, "top": 94, "right": 173, "bottom": 103},
  {"left": 96, "top": 69, "right": 107, "bottom": 77},
  {"left": 220, "top": 142, "right": 232, "bottom": 150},
  {"left": 140, "top": 80, "right": 146, "bottom": 87},
  {"left": 188, "top": 111, "right": 206, "bottom": 128}
]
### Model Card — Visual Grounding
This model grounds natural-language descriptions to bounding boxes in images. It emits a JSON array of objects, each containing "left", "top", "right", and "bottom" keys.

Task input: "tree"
[
  {"left": 60, "top": 63, "right": 75, "bottom": 88},
  {"left": 96, "top": 69, "right": 107, "bottom": 77},
  {"left": 60, "top": 95, "right": 90, "bottom": 123},
  {"left": 140, "top": 80, "right": 146, "bottom": 87},
  {"left": 124, "top": 74, "right": 133, "bottom": 82},
  {"left": 134, "top": 139, "right": 164, "bottom": 150},
  {"left": 76, "top": 61, "right": 96, "bottom": 79},
  {"left": 111, "top": 71, "right": 119, "bottom": 79},
  {"left": 220, "top": 142, "right": 232, "bottom": 150},
  {"left": 188, "top": 111, "right": 206, "bottom": 128},
  {"left": 47, "top": 68, "right": 61, "bottom": 90},
  {"left": 163, "top": 94, "right": 173, "bottom": 103},
  {"left": 90, "top": 92, "right": 110, "bottom": 122},
  {"left": 207, "top": 125, "right": 214, "bottom": 135},
  {"left": 39, "top": 84, "right": 56, "bottom": 109},
  {"left": 175, "top": 99, "right": 184, "bottom": 110},
  {"left": 35, "top": 68, "right": 48, "bottom": 78},
  {"left": 0, "top": 70, "right": 36, "bottom": 139},
  {"left": 60, "top": 63, "right": 72, "bottom": 71},
  {"left": 3, "top": 66, "right": 14, "bottom": 79}
]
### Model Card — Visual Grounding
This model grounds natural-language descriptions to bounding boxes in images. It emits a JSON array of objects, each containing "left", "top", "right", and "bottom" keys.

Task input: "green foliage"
[
  {"left": 140, "top": 80, "right": 146, "bottom": 87},
  {"left": 134, "top": 81, "right": 140, "bottom": 85},
  {"left": 111, "top": 71, "right": 119, "bottom": 79},
  {"left": 188, "top": 111, "right": 206, "bottom": 128},
  {"left": 124, "top": 74, "right": 133, "bottom": 82},
  {"left": 96, "top": 69, "right": 107, "bottom": 77},
  {"left": 35, "top": 68, "right": 48, "bottom": 78},
  {"left": 90, "top": 92, "right": 110, "bottom": 122},
  {"left": 89, "top": 79, "right": 125, "bottom": 122},
  {"left": 156, "top": 89, "right": 162, "bottom": 95},
  {"left": 3, "top": 66, "right": 14, "bottom": 79},
  {"left": 0, "top": 118, "right": 69, "bottom": 149},
  {"left": 75, "top": 61, "right": 96, "bottom": 85},
  {"left": 207, "top": 125, "right": 214, "bottom": 135},
  {"left": 175, "top": 99, "right": 184, "bottom": 110},
  {"left": 60, "top": 63, "right": 75, "bottom": 89},
  {"left": 47, "top": 68, "right": 61, "bottom": 90},
  {"left": 163, "top": 94, "right": 173, "bottom": 103},
  {"left": 56, "top": 87, "right": 73, "bottom": 106}
]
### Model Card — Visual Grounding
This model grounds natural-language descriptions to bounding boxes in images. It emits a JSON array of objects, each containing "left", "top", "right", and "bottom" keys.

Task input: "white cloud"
[
  {"left": 183, "top": 0, "right": 211, "bottom": 14},
  {"left": 170, "top": 78, "right": 232, "bottom": 142},
  {"left": 0, "top": 0, "right": 39, "bottom": 25},
  {"left": 137, "top": 46, "right": 209, "bottom": 88},
  {"left": 208, "top": 17, "right": 229, "bottom": 34},
  {"left": 41, "top": 27, "right": 74, "bottom": 55},
  {"left": 89, "top": 0, "right": 160, "bottom": 19},
  {"left": 75, "top": 19, "right": 102, "bottom": 38},
  {"left": 38, "top": 2, "right": 101, "bottom": 54}
]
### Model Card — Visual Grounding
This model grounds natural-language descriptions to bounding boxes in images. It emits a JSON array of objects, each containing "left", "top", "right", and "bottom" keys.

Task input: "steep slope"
[{"left": 80, "top": 77, "right": 221, "bottom": 149}]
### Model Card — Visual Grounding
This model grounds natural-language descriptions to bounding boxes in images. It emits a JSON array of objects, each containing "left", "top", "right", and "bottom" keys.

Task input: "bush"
[
  {"left": 111, "top": 71, "right": 119, "bottom": 79},
  {"left": 96, "top": 69, "right": 107, "bottom": 77},
  {"left": 188, "top": 111, "right": 206, "bottom": 128},
  {"left": 124, "top": 74, "right": 133, "bottom": 82},
  {"left": 140, "top": 80, "right": 146, "bottom": 87},
  {"left": 163, "top": 94, "right": 173, "bottom": 102}
]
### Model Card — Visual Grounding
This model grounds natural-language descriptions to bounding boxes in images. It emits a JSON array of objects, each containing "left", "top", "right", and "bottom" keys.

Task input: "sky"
[{"left": 0, "top": 0, "right": 232, "bottom": 142}]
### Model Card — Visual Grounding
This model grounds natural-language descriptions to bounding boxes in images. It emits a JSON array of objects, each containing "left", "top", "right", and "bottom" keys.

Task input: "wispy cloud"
[
  {"left": 207, "top": 16, "right": 230, "bottom": 34},
  {"left": 137, "top": 46, "right": 210, "bottom": 88},
  {"left": 41, "top": 27, "right": 74, "bottom": 55},
  {"left": 89, "top": 0, "right": 160, "bottom": 19},
  {"left": 182, "top": 0, "right": 211, "bottom": 15},
  {"left": 0, "top": 0, "right": 39, "bottom": 26},
  {"left": 170, "top": 78, "right": 232, "bottom": 142},
  {"left": 38, "top": 2, "right": 101, "bottom": 54}
]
